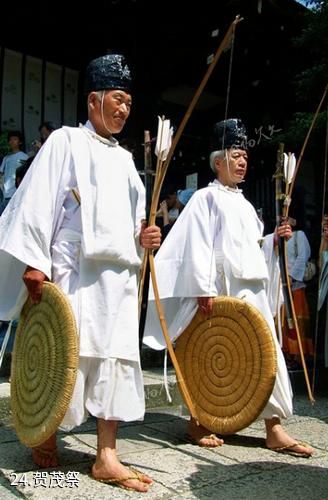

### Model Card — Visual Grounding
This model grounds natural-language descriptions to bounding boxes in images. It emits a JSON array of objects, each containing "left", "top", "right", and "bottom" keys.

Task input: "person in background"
[
  {"left": 176, "top": 188, "right": 196, "bottom": 211},
  {"left": 120, "top": 137, "right": 137, "bottom": 158},
  {"left": 144, "top": 118, "right": 313, "bottom": 458},
  {"left": 158, "top": 188, "right": 196, "bottom": 240},
  {"left": 319, "top": 215, "right": 328, "bottom": 269},
  {"left": 15, "top": 156, "right": 35, "bottom": 188},
  {"left": 29, "top": 121, "right": 59, "bottom": 156},
  {"left": 0, "top": 54, "right": 161, "bottom": 492},
  {"left": 157, "top": 188, "right": 178, "bottom": 219},
  {"left": 282, "top": 214, "right": 313, "bottom": 370},
  {"left": 318, "top": 215, "right": 328, "bottom": 367},
  {"left": 0, "top": 131, "right": 28, "bottom": 215},
  {"left": 39, "top": 121, "right": 58, "bottom": 144}
]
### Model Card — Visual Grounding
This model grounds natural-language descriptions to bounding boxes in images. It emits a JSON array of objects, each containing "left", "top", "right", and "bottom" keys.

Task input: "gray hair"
[
  {"left": 87, "top": 90, "right": 106, "bottom": 108},
  {"left": 209, "top": 150, "right": 225, "bottom": 173},
  {"left": 95, "top": 90, "right": 105, "bottom": 101}
]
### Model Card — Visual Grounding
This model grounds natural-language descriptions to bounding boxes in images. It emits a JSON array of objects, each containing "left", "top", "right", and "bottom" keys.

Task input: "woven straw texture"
[
  {"left": 11, "top": 282, "right": 78, "bottom": 447},
  {"left": 175, "top": 296, "right": 277, "bottom": 435}
]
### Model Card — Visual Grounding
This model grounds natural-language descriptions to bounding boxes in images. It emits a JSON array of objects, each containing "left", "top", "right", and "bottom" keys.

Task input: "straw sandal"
[
  {"left": 91, "top": 467, "right": 149, "bottom": 491},
  {"left": 189, "top": 433, "right": 224, "bottom": 447},
  {"left": 268, "top": 441, "right": 313, "bottom": 458}
]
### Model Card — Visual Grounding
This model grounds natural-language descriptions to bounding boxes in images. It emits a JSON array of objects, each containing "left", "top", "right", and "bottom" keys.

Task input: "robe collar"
[
  {"left": 209, "top": 178, "right": 243, "bottom": 193},
  {"left": 80, "top": 121, "right": 118, "bottom": 147}
]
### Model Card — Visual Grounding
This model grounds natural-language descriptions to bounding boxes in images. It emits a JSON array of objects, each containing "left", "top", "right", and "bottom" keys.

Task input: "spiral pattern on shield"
[
  {"left": 175, "top": 297, "right": 277, "bottom": 434},
  {"left": 11, "top": 283, "right": 78, "bottom": 447}
]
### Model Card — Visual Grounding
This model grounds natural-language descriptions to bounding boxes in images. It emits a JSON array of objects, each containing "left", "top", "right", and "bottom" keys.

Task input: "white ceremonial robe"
[
  {"left": 143, "top": 180, "right": 293, "bottom": 420},
  {"left": 0, "top": 121, "right": 146, "bottom": 426}
]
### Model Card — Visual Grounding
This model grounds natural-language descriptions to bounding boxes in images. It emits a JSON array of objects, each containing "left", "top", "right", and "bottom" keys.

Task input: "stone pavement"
[{"left": 0, "top": 370, "right": 327, "bottom": 500}]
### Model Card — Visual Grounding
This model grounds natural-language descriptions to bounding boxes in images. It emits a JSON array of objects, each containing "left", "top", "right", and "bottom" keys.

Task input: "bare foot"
[
  {"left": 188, "top": 418, "right": 224, "bottom": 448},
  {"left": 92, "top": 457, "right": 152, "bottom": 492},
  {"left": 267, "top": 441, "right": 314, "bottom": 457},
  {"left": 32, "top": 434, "right": 58, "bottom": 468},
  {"left": 93, "top": 419, "right": 152, "bottom": 491},
  {"left": 265, "top": 418, "right": 313, "bottom": 457}
]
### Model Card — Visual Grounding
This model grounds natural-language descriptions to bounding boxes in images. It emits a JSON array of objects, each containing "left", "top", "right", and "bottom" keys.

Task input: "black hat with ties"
[
  {"left": 84, "top": 54, "right": 132, "bottom": 94},
  {"left": 212, "top": 118, "right": 248, "bottom": 151}
]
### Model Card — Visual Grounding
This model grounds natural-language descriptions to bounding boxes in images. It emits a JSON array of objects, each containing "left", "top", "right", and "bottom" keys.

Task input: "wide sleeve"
[
  {"left": 127, "top": 154, "right": 146, "bottom": 258},
  {"left": 0, "top": 130, "right": 71, "bottom": 277},
  {"left": 261, "top": 232, "right": 282, "bottom": 317},
  {"left": 150, "top": 189, "right": 219, "bottom": 299}
]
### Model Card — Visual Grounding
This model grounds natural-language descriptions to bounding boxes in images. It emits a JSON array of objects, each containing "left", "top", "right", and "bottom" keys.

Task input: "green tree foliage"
[
  {"left": 277, "top": 0, "right": 327, "bottom": 147},
  {"left": 295, "top": 0, "right": 328, "bottom": 101}
]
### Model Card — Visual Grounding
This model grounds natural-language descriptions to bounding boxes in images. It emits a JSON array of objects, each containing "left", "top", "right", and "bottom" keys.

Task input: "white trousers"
[
  {"left": 51, "top": 229, "right": 145, "bottom": 430},
  {"left": 60, "top": 356, "right": 145, "bottom": 431}
]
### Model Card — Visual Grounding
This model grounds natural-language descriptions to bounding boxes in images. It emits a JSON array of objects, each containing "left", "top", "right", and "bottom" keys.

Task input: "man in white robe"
[
  {"left": 144, "top": 118, "right": 313, "bottom": 458},
  {"left": 0, "top": 54, "right": 161, "bottom": 492}
]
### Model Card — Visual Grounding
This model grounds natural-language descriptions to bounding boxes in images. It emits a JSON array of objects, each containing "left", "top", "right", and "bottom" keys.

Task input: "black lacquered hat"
[
  {"left": 212, "top": 118, "right": 247, "bottom": 150},
  {"left": 84, "top": 54, "right": 132, "bottom": 94}
]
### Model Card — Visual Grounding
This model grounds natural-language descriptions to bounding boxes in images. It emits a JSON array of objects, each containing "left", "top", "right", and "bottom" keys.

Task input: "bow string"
[{"left": 139, "top": 15, "right": 243, "bottom": 421}]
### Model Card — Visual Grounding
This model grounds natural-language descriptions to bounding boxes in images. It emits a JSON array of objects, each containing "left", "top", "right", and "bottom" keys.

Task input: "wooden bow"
[
  {"left": 149, "top": 15, "right": 242, "bottom": 203},
  {"left": 274, "top": 144, "right": 314, "bottom": 403},
  {"left": 139, "top": 15, "right": 243, "bottom": 421},
  {"left": 274, "top": 86, "right": 328, "bottom": 403}
]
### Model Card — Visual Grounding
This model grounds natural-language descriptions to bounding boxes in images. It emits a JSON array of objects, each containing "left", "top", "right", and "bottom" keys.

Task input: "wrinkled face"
[
  {"left": 88, "top": 89, "right": 132, "bottom": 136},
  {"left": 215, "top": 148, "right": 248, "bottom": 187}
]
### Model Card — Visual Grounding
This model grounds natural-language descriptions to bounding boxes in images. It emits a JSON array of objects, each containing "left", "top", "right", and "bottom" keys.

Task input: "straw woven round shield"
[
  {"left": 11, "top": 282, "right": 78, "bottom": 447},
  {"left": 175, "top": 296, "right": 277, "bottom": 435}
]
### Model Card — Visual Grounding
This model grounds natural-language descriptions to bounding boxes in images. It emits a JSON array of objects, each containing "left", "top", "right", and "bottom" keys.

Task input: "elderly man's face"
[
  {"left": 89, "top": 89, "right": 132, "bottom": 136},
  {"left": 215, "top": 148, "right": 248, "bottom": 187}
]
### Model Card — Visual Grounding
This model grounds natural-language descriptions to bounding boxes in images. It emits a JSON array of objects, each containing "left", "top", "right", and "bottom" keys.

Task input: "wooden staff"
[{"left": 138, "top": 131, "right": 154, "bottom": 346}]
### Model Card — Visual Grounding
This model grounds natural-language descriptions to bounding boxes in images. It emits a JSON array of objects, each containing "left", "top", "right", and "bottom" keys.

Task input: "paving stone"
[{"left": 0, "top": 375, "right": 328, "bottom": 499}]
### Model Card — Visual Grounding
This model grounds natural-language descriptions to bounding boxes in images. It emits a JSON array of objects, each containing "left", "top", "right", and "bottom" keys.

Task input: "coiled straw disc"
[
  {"left": 175, "top": 296, "right": 277, "bottom": 435},
  {"left": 11, "top": 282, "right": 78, "bottom": 447}
]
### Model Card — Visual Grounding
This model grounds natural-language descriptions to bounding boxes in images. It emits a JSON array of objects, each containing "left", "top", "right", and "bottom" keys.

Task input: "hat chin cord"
[
  {"left": 100, "top": 90, "right": 113, "bottom": 136},
  {"left": 225, "top": 150, "right": 237, "bottom": 187}
]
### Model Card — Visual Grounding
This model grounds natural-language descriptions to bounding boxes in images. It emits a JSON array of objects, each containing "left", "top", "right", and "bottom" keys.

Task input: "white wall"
[
  {"left": 24, "top": 55, "right": 42, "bottom": 151},
  {"left": 1, "top": 49, "right": 23, "bottom": 132},
  {"left": 1, "top": 48, "right": 79, "bottom": 152}
]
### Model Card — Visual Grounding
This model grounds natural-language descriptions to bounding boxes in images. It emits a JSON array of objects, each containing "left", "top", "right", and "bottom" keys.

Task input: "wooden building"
[{"left": 0, "top": 0, "right": 318, "bottom": 236}]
